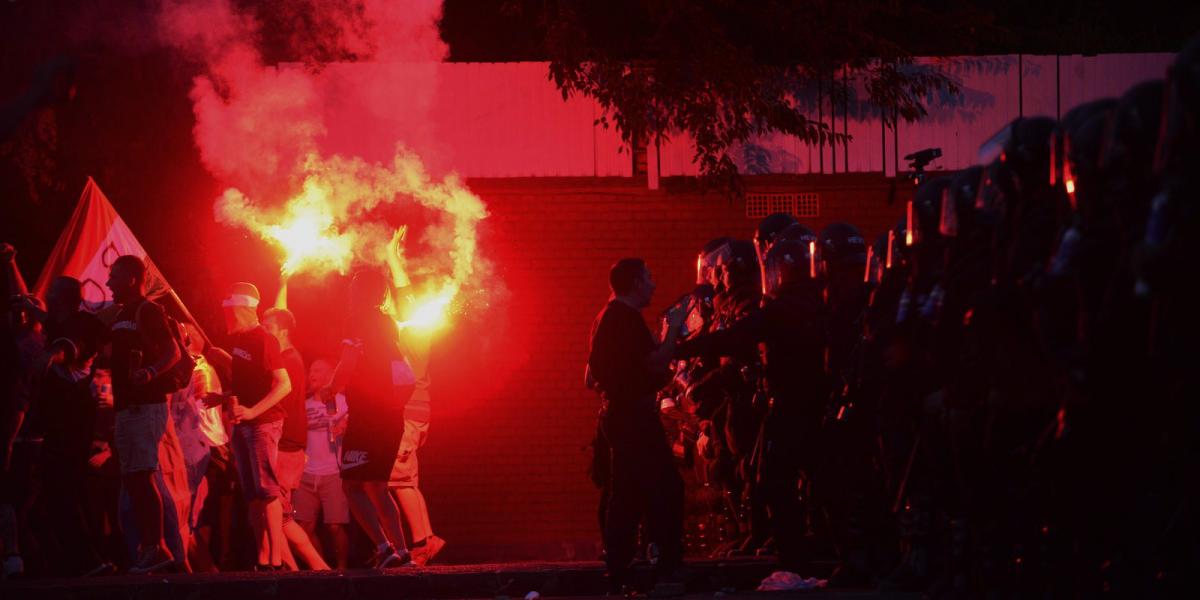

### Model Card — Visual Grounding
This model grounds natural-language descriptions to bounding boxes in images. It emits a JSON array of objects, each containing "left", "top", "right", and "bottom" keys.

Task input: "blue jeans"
[
  {"left": 232, "top": 420, "right": 283, "bottom": 502},
  {"left": 119, "top": 468, "right": 185, "bottom": 563}
]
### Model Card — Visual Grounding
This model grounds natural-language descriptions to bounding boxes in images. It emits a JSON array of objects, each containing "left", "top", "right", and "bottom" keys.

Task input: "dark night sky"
[{"left": 437, "top": 0, "right": 1200, "bottom": 61}]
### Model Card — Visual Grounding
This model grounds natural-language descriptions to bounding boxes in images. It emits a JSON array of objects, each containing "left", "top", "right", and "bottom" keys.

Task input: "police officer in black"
[
  {"left": 676, "top": 240, "right": 828, "bottom": 578},
  {"left": 753, "top": 213, "right": 799, "bottom": 270},
  {"left": 683, "top": 240, "right": 764, "bottom": 555},
  {"left": 815, "top": 222, "right": 877, "bottom": 585},
  {"left": 819, "top": 222, "right": 869, "bottom": 413},
  {"left": 691, "top": 241, "right": 761, "bottom": 465},
  {"left": 659, "top": 238, "right": 729, "bottom": 423},
  {"left": 1137, "top": 34, "right": 1200, "bottom": 594},
  {"left": 588, "top": 258, "right": 686, "bottom": 595}
]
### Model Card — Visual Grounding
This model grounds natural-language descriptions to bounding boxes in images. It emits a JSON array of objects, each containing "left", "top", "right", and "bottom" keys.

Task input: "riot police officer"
[
  {"left": 816, "top": 222, "right": 878, "bottom": 585},
  {"left": 676, "top": 240, "right": 829, "bottom": 578},
  {"left": 683, "top": 240, "right": 765, "bottom": 555}
]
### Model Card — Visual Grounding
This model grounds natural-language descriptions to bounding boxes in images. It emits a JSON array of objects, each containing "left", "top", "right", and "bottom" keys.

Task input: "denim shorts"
[
  {"left": 114, "top": 403, "right": 169, "bottom": 475},
  {"left": 232, "top": 420, "right": 283, "bottom": 502}
]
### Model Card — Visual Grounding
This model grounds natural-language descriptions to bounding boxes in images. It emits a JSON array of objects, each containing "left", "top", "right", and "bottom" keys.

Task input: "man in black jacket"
[{"left": 588, "top": 258, "right": 686, "bottom": 594}]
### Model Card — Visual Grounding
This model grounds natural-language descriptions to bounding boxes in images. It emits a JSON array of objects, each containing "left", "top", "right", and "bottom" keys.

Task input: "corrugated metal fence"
[{"left": 314, "top": 55, "right": 1174, "bottom": 179}]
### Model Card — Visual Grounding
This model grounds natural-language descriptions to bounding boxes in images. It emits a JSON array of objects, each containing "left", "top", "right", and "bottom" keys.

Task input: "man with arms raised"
[{"left": 321, "top": 270, "right": 414, "bottom": 569}]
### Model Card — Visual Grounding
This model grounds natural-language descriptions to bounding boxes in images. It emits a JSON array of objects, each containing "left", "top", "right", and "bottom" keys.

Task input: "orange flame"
[
  {"left": 216, "top": 148, "right": 488, "bottom": 333},
  {"left": 905, "top": 200, "right": 915, "bottom": 247},
  {"left": 808, "top": 240, "right": 817, "bottom": 279}
]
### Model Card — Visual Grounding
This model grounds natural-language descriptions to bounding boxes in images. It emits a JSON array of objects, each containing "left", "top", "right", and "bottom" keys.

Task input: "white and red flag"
[{"left": 33, "top": 177, "right": 204, "bottom": 333}]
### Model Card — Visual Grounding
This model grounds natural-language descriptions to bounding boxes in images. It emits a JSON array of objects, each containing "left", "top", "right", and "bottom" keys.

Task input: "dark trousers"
[
  {"left": 43, "top": 460, "right": 106, "bottom": 574},
  {"left": 601, "top": 406, "right": 684, "bottom": 583},
  {"left": 758, "top": 408, "right": 818, "bottom": 573}
]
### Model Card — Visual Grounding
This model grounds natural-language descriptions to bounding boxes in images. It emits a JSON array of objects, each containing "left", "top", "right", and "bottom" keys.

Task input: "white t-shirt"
[
  {"left": 304, "top": 392, "right": 348, "bottom": 476},
  {"left": 192, "top": 358, "right": 228, "bottom": 447},
  {"left": 170, "top": 358, "right": 227, "bottom": 468}
]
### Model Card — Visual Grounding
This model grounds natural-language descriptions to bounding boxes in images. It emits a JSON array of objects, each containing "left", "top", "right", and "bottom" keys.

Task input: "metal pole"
[
  {"left": 843, "top": 65, "right": 850, "bottom": 171},
  {"left": 818, "top": 77, "right": 824, "bottom": 174},
  {"left": 1018, "top": 53, "right": 1024, "bottom": 118}
]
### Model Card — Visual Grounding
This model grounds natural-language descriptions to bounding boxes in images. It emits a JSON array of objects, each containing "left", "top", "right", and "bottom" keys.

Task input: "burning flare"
[{"left": 216, "top": 148, "right": 488, "bottom": 332}]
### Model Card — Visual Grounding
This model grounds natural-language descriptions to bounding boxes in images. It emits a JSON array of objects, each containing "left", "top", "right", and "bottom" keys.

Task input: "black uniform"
[
  {"left": 678, "top": 277, "right": 828, "bottom": 573},
  {"left": 588, "top": 299, "right": 683, "bottom": 583}
]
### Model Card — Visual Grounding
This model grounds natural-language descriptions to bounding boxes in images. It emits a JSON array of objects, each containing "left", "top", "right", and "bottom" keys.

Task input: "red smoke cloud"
[{"left": 154, "top": 0, "right": 498, "bottom": 329}]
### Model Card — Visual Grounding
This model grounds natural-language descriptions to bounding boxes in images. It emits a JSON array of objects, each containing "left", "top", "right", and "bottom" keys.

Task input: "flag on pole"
[{"left": 33, "top": 177, "right": 205, "bottom": 337}]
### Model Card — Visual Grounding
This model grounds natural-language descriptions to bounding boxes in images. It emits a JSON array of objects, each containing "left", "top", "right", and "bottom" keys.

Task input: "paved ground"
[{"left": 0, "top": 559, "right": 916, "bottom": 599}]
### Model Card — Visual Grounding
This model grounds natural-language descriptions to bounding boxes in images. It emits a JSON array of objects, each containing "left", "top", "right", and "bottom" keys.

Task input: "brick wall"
[{"left": 417, "top": 174, "right": 909, "bottom": 563}]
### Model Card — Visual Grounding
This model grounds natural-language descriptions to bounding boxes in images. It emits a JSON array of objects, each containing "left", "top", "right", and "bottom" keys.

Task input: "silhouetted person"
[
  {"left": 262, "top": 307, "right": 328, "bottom": 571},
  {"left": 210, "top": 283, "right": 292, "bottom": 571},
  {"left": 105, "top": 255, "right": 182, "bottom": 574},
  {"left": 319, "top": 269, "right": 413, "bottom": 569},
  {"left": 294, "top": 358, "right": 351, "bottom": 569},
  {"left": 588, "top": 258, "right": 686, "bottom": 595}
]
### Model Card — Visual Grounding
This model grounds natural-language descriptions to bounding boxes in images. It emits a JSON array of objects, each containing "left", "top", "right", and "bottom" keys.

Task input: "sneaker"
[
  {"left": 411, "top": 536, "right": 446, "bottom": 566},
  {"left": 2, "top": 554, "right": 24, "bottom": 579},
  {"left": 84, "top": 562, "right": 117, "bottom": 577},
  {"left": 383, "top": 550, "right": 414, "bottom": 569},
  {"left": 648, "top": 580, "right": 686, "bottom": 598},
  {"left": 367, "top": 544, "right": 392, "bottom": 568},
  {"left": 648, "top": 569, "right": 686, "bottom": 598},
  {"left": 129, "top": 545, "right": 174, "bottom": 575},
  {"left": 374, "top": 545, "right": 413, "bottom": 569},
  {"left": 646, "top": 543, "right": 661, "bottom": 566},
  {"left": 756, "top": 571, "right": 828, "bottom": 592},
  {"left": 605, "top": 583, "right": 636, "bottom": 597}
]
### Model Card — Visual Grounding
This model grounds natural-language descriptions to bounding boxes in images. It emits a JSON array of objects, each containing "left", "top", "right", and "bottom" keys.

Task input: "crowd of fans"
[
  {"left": 0, "top": 254, "right": 445, "bottom": 577},
  {"left": 587, "top": 35, "right": 1200, "bottom": 597}
]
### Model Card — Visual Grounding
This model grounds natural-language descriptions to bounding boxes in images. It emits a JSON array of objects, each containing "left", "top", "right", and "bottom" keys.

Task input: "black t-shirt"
[
  {"left": 345, "top": 309, "right": 408, "bottom": 418},
  {"left": 231, "top": 325, "right": 286, "bottom": 424},
  {"left": 110, "top": 297, "right": 176, "bottom": 411},
  {"left": 279, "top": 347, "right": 307, "bottom": 451},
  {"left": 587, "top": 300, "right": 661, "bottom": 409},
  {"left": 40, "top": 366, "right": 97, "bottom": 470}
]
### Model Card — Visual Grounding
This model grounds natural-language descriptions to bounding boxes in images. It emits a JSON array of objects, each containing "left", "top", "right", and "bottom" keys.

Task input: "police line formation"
[{"left": 604, "top": 34, "right": 1200, "bottom": 597}]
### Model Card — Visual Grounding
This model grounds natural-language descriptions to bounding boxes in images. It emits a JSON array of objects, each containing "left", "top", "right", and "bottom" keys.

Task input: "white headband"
[{"left": 222, "top": 294, "right": 260, "bottom": 308}]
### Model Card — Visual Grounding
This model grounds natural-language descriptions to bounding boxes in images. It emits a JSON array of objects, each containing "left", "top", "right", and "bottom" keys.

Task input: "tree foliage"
[{"left": 506, "top": 0, "right": 1005, "bottom": 194}]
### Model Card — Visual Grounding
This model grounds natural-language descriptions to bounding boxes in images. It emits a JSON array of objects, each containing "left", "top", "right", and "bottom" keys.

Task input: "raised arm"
[
  {"left": 2, "top": 243, "right": 30, "bottom": 297},
  {"left": 645, "top": 303, "right": 687, "bottom": 375}
]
